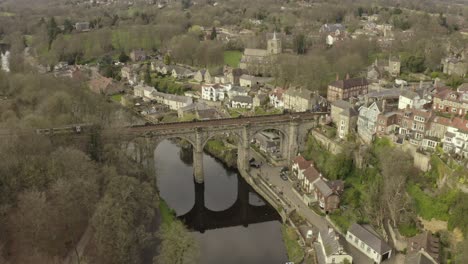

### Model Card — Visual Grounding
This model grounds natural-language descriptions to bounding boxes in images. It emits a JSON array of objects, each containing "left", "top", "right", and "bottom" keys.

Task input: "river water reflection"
[{"left": 154, "top": 140, "right": 288, "bottom": 264}]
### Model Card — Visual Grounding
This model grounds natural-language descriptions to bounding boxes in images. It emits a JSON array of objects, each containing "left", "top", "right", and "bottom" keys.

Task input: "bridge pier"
[
  {"left": 193, "top": 129, "right": 205, "bottom": 183},
  {"left": 287, "top": 121, "right": 299, "bottom": 164},
  {"left": 238, "top": 125, "right": 250, "bottom": 172}
]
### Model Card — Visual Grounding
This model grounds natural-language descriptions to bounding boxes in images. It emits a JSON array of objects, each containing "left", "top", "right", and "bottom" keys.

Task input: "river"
[{"left": 154, "top": 140, "right": 288, "bottom": 264}]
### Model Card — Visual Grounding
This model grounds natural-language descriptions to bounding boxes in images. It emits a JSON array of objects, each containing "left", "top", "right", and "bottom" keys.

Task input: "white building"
[
  {"left": 269, "top": 87, "right": 285, "bottom": 108},
  {"left": 134, "top": 84, "right": 156, "bottom": 100},
  {"left": 149, "top": 91, "right": 193, "bottom": 111},
  {"left": 442, "top": 120, "right": 468, "bottom": 158},
  {"left": 346, "top": 223, "right": 392, "bottom": 263},
  {"left": 1, "top": 50, "right": 10, "bottom": 73},
  {"left": 315, "top": 228, "right": 353, "bottom": 264},
  {"left": 230, "top": 95, "right": 253, "bottom": 109},
  {"left": 201, "top": 83, "right": 227, "bottom": 101},
  {"left": 398, "top": 90, "right": 431, "bottom": 110},
  {"left": 227, "top": 86, "right": 248, "bottom": 99}
]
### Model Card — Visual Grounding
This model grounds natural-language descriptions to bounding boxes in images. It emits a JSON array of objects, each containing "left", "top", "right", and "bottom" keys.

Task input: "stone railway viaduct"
[
  {"left": 5, "top": 112, "right": 328, "bottom": 183},
  {"left": 105, "top": 112, "right": 327, "bottom": 183}
]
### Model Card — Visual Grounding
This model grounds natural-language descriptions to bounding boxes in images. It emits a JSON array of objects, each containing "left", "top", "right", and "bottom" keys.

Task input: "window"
[
  {"left": 361, "top": 241, "right": 365, "bottom": 249},
  {"left": 439, "top": 104, "right": 443, "bottom": 109},
  {"left": 367, "top": 246, "right": 371, "bottom": 253},
  {"left": 355, "top": 237, "right": 359, "bottom": 244},
  {"left": 348, "top": 234, "right": 353, "bottom": 239}
]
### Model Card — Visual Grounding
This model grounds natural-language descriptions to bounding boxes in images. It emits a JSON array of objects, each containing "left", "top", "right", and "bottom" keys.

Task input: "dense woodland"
[{"left": 0, "top": 72, "right": 198, "bottom": 264}]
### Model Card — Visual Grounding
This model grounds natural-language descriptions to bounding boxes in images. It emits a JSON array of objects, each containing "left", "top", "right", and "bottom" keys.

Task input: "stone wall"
[{"left": 310, "top": 130, "right": 343, "bottom": 155}]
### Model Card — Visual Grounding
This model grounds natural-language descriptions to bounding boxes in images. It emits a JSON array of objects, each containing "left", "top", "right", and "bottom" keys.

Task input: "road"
[{"left": 249, "top": 150, "right": 402, "bottom": 264}]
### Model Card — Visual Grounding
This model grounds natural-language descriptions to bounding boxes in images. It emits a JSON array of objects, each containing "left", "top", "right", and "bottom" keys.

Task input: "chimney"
[
  {"left": 346, "top": 73, "right": 350, "bottom": 80},
  {"left": 336, "top": 73, "right": 339, "bottom": 81},
  {"left": 382, "top": 99, "right": 386, "bottom": 113},
  {"left": 328, "top": 227, "right": 334, "bottom": 235},
  {"left": 400, "top": 83, "right": 404, "bottom": 91},
  {"left": 419, "top": 80, "right": 423, "bottom": 90}
]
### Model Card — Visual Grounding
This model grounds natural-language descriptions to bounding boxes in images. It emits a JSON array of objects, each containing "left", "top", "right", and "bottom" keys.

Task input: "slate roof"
[
  {"left": 407, "top": 231, "right": 439, "bottom": 261},
  {"left": 314, "top": 179, "right": 333, "bottom": 197},
  {"left": 330, "top": 77, "right": 368, "bottom": 90},
  {"left": 348, "top": 223, "right": 392, "bottom": 255},
  {"left": 303, "top": 166, "right": 320, "bottom": 183},
  {"left": 319, "top": 229, "right": 342, "bottom": 256},
  {"left": 405, "top": 250, "right": 438, "bottom": 264},
  {"left": 243, "top": 48, "right": 269, "bottom": 57},
  {"left": 401, "top": 89, "right": 422, "bottom": 100},
  {"left": 231, "top": 95, "right": 253, "bottom": 104}
]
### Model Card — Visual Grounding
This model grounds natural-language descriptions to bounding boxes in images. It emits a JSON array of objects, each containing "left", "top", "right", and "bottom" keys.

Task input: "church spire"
[{"left": 273, "top": 31, "right": 277, "bottom": 40}]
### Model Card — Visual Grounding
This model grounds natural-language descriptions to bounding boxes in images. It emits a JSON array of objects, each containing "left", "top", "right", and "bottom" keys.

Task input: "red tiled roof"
[
  {"left": 303, "top": 166, "right": 320, "bottom": 183},
  {"left": 329, "top": 77, "right": 368, "bottom": 90},
  {"left": 292, "top": 155, "right": 312, "bottom": 170}
]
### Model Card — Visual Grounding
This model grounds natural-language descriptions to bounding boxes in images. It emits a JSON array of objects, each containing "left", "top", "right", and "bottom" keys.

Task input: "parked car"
[
  {"left": 250, "top": 161, "right": 261, "bottom": 168},
  {"left": 280, "top": 166, "right": 288, "bottom": 173},
  {"left": 280, "top": 173, "right": 288, "bottom": 181}
]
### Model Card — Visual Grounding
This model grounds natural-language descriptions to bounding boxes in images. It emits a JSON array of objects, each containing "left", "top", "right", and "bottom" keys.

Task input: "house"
[
  {"left": 201, "top": 83, "right": 226, "bottom": 101},
  {"left": 346, "top": 223, "right": 392, "bottom": 263},
  {"left": 367, "top": 56, "right": 401, "bottom": 80},
  {"left": 171, "top": 66, "right": 194, "bottom": 79},
  {"left": 177, "top": 102, "right": 211, "bottom": 118},
  {"left": 398, "top": 89, "right": 431, "bottom": 110},
  {"left": 319, "top": 24, "right": 347, "bottom": 46},
  {"left": 253, "top": 131, "right": 281, "bottom": 156},
  {"left": 442, "top": 118, "right": 468, "bottom": 158},
  {"left": 230, "top": 95, "right": 253, "bottom": 109},
  {"left": 269, "top": 87, "right": 285, "bottom": 108},
  {"left": 357, "top": 101, "right": 386, "bottom": 143},
  {"left": 239, "top": 74, "right": 273, "bottom": 88},
  {"left": 407, "top": 231, "right": 440, "bottom": 263},
  {"left": 300, "top": 166, "right": 321, "bottom": 193},
  {"left": 224, "top": 67, "right": 243, "bottom": 86},
  {"left": 227, "top": 86, "right": 248, "bottom": 99},
  {"left": 194, "top": 69, "right": 212, "bottom": 83},
  {"left": 442, "top": 57, "right": 467, "bottom": 77},
  {"left": 75, "top": 22, "right": 90, "bottom": 32},
  {"left": 149, "top": 91, "right": 193, "bottom": 110},
  {"left": 130, "top": 49, "right": 147, "bottom": 62},
  {"left": 253, "top": 93, "right": 268, "bottom": 107},
  {"left": 405, "top": 249, "right": 439, "bottom": 264},
  {"left": 327, "top": 76, "right": 369, "bottom": 103},
  {"left": 292, "top": 155, "right": 313, "bottom": 180},
  {"left": 134, "top": 83, "right": 156, "bottom": 100},
  {"left": 315, "top": 228, "right": 353, "bottom": 264},
  {"left": 0, "top": 44, "right": 10, "bottom": 73},
  {"left": 312, "top": 178, "right": 343, "bottom": 213},
  {"left": 121, "top": 66, "right": 139, "bottom": 85},
  {"left": 283, "top": 86, "right": 326, "bottom": 112},
  {"left": 239, "top": 32, "right": 282, "bottom": 75},
  {"left": 432, "top": 87, "right": 468, "bottom": 117},
  {"left": 331, "top": 100, "right": 358, "bottom": 139}
]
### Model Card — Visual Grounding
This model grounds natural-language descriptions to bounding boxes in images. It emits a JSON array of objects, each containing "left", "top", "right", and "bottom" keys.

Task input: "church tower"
[{"left": 267, "top": 32, "right": 282, "bottom": 55}]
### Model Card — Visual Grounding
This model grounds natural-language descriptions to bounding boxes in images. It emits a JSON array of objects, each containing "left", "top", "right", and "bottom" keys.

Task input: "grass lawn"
[
  {"left": 159, "top": 199, "right": 176, "bottom": 225},
  {"left": 0, "top": 12, "right": 15, "bottom": 17},
  {"left": 111, "top": 94, "right": 122, "bottom": 103},
  {"left": 281, "top": 225, "right": 305, "bottom": 264},
  {"left": 224, "top": 50, "right": 242, "bottom": 68}
]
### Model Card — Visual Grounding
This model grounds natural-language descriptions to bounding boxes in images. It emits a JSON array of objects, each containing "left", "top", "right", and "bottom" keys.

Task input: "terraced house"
[
  {"left": 327, "top": 76, "right": 368, "bottom": 103},
  {"left": 433, "top": 87, "right": 468, "bottom": 117}
]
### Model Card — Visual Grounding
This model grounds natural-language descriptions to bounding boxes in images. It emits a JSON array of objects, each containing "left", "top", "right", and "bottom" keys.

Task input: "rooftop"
[
  {"left": 330, "top": 77, "right": 368, "bottom": 90},
  {"left": 348, "top": 223, "right": 391, "bottom": 255}
]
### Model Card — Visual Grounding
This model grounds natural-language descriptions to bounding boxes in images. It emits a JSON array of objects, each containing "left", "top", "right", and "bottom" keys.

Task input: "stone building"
[
  {"left": 331, "top": 100, "right": 358, "bottom": 139},
  {"left": 239, "top": 32, "right": 282, "bottom": 76},
  {"left": 284, "top": 87, "right": 327, "bottom": 112},
  {"left": 442, "top": 57, "right": 467, "bottom": 77},
  {"left": 327, "top": 76, "right": 368, "bottom": 103}
]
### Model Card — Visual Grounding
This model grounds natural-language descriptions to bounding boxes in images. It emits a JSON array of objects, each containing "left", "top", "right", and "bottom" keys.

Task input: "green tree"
[
  {"left": 154, "top": 221, "right": 199, "bottom": 264},
  {"left": 293, "top": 34, "right": 306, "bottom": 54},
  {"left": 47, "top": 17, "right": 60, "bottom": 49},
  {"left": 164, "top": 54, "right": 171, "bottom": 65},
  {"left": 63, "top": 19, "right": 74, "bottom": 34},
  {"left": 118, "top": 51, "right": 130, "bottom": 63},
  {"left": 144, "top": 63, "right": 152, "bottom": 84},
  {"left": 210, "top": 27, "right": 217, "bottom": 40},
  {"left": 92, "top": 176, "right": 156, "bottom": 264}
]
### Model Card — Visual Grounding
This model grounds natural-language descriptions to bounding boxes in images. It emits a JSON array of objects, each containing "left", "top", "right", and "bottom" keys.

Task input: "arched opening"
[
  {"left": 250, "top": 128, "right": 288, "bottom": 166},
  {"left": 201, "top": 132, "right": 241, "bottom": 211},
  {"left": 153, "top": 137, "right": 196, "bottom": 216}
]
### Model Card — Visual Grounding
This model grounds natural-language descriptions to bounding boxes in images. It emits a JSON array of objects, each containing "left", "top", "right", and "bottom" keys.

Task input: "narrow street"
[{"left": 248, "top": 149, "right": 402, "bottom": 264}]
